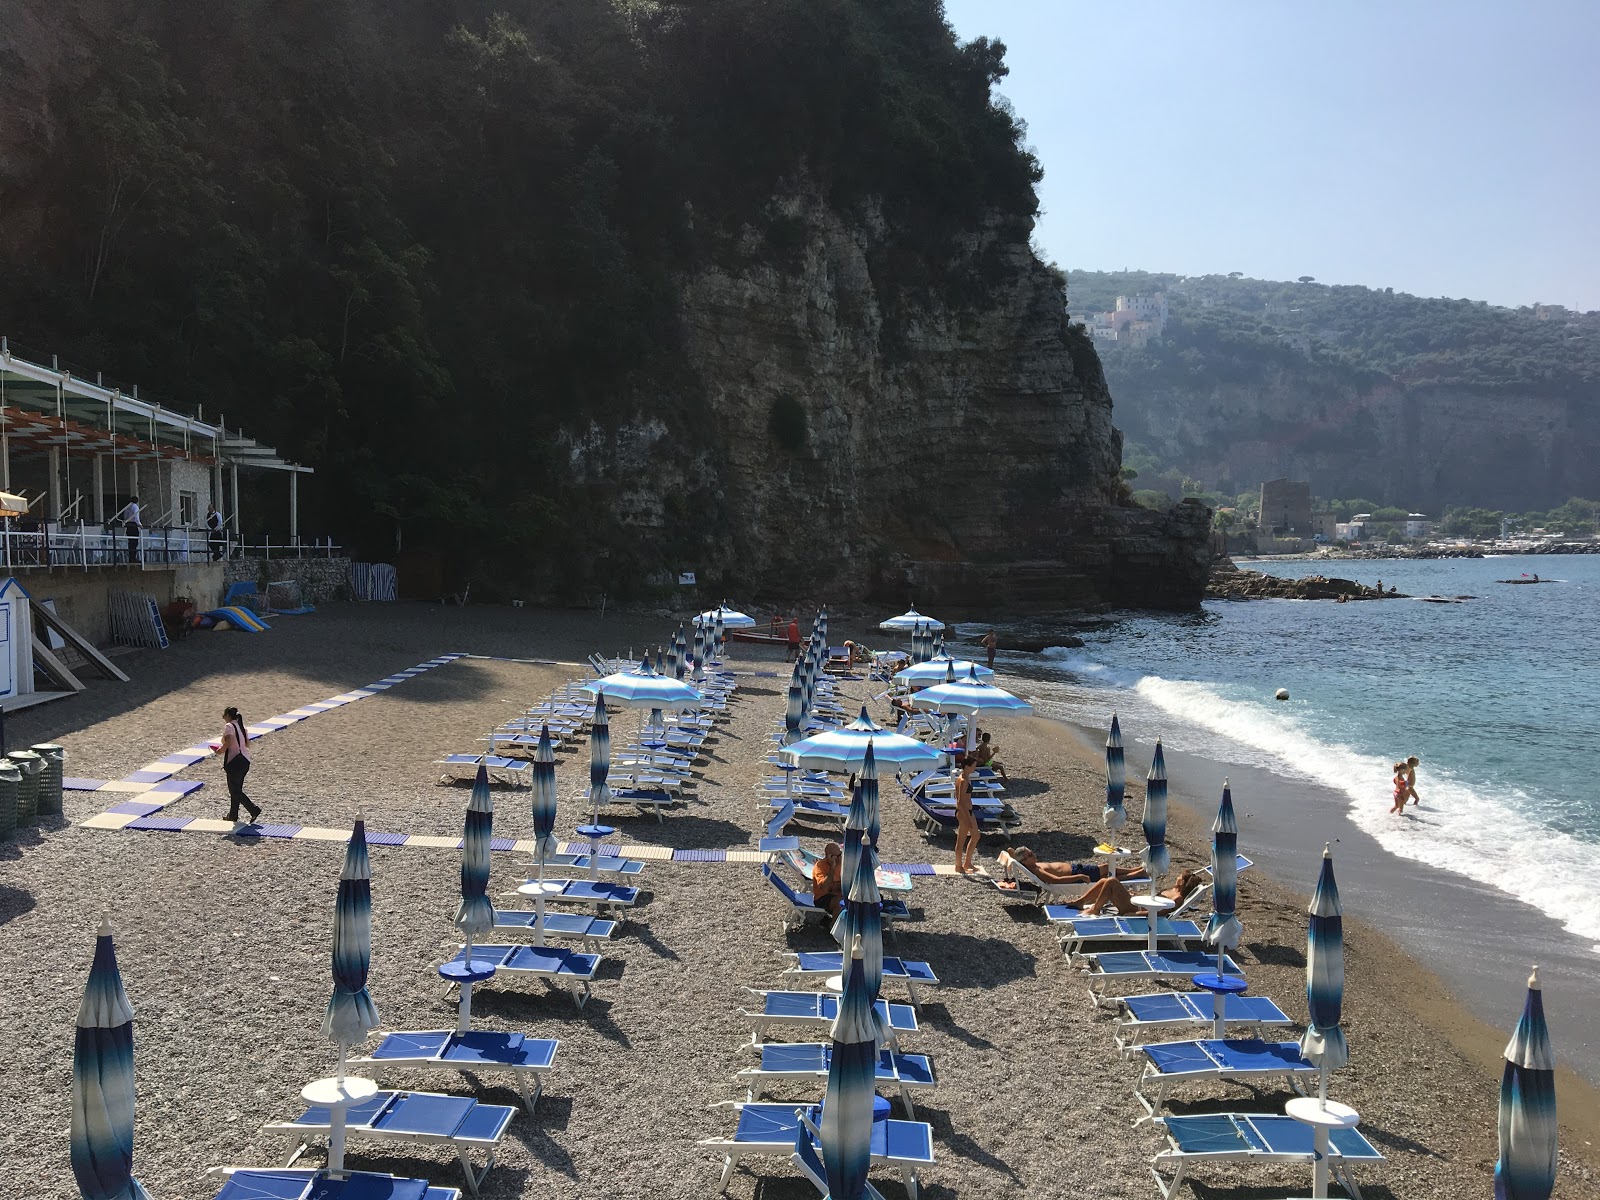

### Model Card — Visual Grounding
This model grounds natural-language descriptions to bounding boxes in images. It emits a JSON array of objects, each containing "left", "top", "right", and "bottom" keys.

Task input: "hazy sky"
[{"left": 941, "top": 1, "right": 1600, "bottom": 310}]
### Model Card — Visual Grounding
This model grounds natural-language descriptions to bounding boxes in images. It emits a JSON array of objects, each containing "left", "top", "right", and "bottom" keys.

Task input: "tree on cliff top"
[{"left": 0, "top": 0, "right": 1045, "bottom": 594}]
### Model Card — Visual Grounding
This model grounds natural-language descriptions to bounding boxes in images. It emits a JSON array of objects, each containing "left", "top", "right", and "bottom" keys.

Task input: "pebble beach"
[{"left": 2, "top": 603, "right": 1596, "bottom": 1198}]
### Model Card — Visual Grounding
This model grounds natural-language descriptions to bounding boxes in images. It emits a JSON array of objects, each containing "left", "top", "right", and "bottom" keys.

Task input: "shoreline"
[{"left": 1047, "top": 712, "right": 1600, "bottom": 1139}]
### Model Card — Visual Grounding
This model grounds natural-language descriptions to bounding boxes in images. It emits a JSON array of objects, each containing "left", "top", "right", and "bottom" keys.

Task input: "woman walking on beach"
[
  {"left": 216, "top": 706, "right": 261, "bottom": 824},
  {"left": 954, "top": 761, "right": 980, "bottom": 874}
]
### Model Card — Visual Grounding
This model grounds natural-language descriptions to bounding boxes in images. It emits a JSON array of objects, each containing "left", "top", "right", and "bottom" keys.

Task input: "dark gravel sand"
[{"left": 0, "top": 602, "right": 1594, "bottom": 1198}]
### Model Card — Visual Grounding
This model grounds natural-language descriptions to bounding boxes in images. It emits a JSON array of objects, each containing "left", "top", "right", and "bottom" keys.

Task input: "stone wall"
[
  {"left": 6, "top": 562, "right": 224, "bottom": 644},
  {"left": 227, "top": 556, "right": 352, "bottom": 606}
]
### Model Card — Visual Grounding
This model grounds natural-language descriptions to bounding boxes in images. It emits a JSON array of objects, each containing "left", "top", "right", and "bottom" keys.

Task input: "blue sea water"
[{"left": 1002, "top": 554, "right": 1600, "bottom": 951}]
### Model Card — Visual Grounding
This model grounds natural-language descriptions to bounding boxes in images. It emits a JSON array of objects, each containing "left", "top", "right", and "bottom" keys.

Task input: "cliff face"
[{"left": 567, "top": 196, "right": 1212, "bottom": 613}]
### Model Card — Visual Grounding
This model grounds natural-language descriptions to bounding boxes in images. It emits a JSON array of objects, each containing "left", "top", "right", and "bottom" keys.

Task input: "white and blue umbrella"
[
  {"left": 1140, "top": 740, "right": 1171, "bottom": 880},
  {"left": 455, "top": 763, "right": 496, "bottom": 963},
  {"left": 1301, "top": 843, "right": 1350, "bottom": 1101},
  {"left": 525, "top": 723, "right": 561, "bottom": 944},
  {"left": 589, "top": 691, "right": 612, "bottom": 822},
  {"left": 781, "top": 706, "right": 947, "bottom": 775},
  {"left": 893, "top": 655, "right": 994, "bottom": 688},
  {"left": 583, "top": 660, "right": 702, "bottom": 712},
  {"left": 838, "top": 747, "right": 873, "bottom": 911},
  {"left": 784, "top": 682, "right": 805, "bottom": 746},
  {"left": 71, "top": 921, "right": 151, "bottom": 1200},
  {"left": 835, "top": 826, "right": 885, "bottom": 1010},
  {"left": 820, "top": 934, "right": 878, "bottom": 1200},
  {"left": 694, "top": 603, "right": 756, "bottom": 628},
  {"left": 1496, "top": 968, "right": 1557, "bottom": 1200},
  {"left": 1103, "top": 713, "right": 1126, "bottom": 829},
  {"left": 1203, "top": 781, "right": 1243, "bottom": 976},
  {"left": 861, "top": 740, "right": 881, "bottom": 851},
  {"left": 908, "top": 664, "right": 1031, "bottom": 752},
  {"left": 880, "top": 607, "right": 943, "bottom": 632},
  {"left": 321, "top": 816, "right": 380, "bottom": 1073}
]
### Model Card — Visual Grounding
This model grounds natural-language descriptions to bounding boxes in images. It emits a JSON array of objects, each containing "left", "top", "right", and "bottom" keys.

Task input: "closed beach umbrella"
[
  {"left": 820, "top": 934, "right": 877, "bottom": 1200},
  {"left": 1140, "top": 740, "right": 1170, "bottom": 880},
  {"left": 71, "top": 921, "right": 151, "bottom": 1200},
  {"left": 835, "top": 832, "right": 885, "bottom": 1013},
  {"left": 861, "top": 739, "right": 881, "bottom": 850},
  {"left": 781, "top": 706, "right": 947, "bottom": 775},
  {"left": 530, "top": 725, "right": 558, "bottom": 869},
  {"left": 321, "top": 816, "right": 381, "bottom": 1070},
  {"left": 714, "top": 611, "right": 725, "bottom": 661},
  {"left": 1103, "top": 713, "right": 1126, "bottom": 829},
  {"left": 589, "top": 691, "right": 612, "bottom": 822},
  {"left": 880, "top": 607, "right": 943, "bottom": 632},
  {"left": 784, "top": 681, "right": 804, "bottom": 746},
  {"left": 1204, "top": 781, "right": 1244, "bottom": 975},
  {"left": 1301, "top": 843, "right": 1350, "bottom": 1101},
  {"left": 1496, "top": 968, "right": 1558, "bottom": 1200},
  {"left": 455, "top": 763, "right": 496, "bottom": 962},
  {"left": 838, "top": 745, "right": 873, "bottom": 909}
]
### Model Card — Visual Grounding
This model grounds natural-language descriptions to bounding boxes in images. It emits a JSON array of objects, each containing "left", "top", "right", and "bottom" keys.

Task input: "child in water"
[{"left": 1389, "top": 762, "right": 1408, "bottom": 814}]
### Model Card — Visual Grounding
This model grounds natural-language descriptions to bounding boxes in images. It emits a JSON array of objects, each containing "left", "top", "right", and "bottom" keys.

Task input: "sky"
[{"left": 941, "top": 1, "right": 1600, "bottom": 310}]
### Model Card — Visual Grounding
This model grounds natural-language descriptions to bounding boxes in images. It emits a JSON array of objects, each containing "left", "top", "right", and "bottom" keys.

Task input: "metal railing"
[{"left": 0, "top": 521, "right": 342, "bottom": 569}]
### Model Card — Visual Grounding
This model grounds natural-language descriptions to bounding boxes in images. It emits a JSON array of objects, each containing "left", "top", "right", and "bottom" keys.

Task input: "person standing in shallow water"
[
  {"left": 1403, "top": 755, "right": 1421, "bottom": 806},
  {"left": 982, "top": 629, "right": 998, "bottom": 669},
  {"left": 215, "top": 706, "right": 261, "bottom": 824}
]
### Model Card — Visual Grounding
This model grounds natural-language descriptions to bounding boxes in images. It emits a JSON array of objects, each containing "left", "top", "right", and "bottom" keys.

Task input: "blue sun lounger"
[
  {"left": 443, "top": 944, "right": 600, "bottom": 1008},
  {"left": 1151, "top": 1111, "right": 1384, "bottom": 1200},
  {"left": 436, "top": 755, "right": 531, "bottom": 787},
  {"left": 765, "top": 794, "right": 850, "bottom": 828},
  {"left": 1135, "top": 1037, "right": 1319, "bottom": 1119},
  {"left": 489, "top": 910, "right": 618, "bottom": 952},
  {"left": 736, "top": 1041, "right": 937, "bottom": 1117},
  {"left": 1050, "top": 913, "right": 1202, "bottom": 957},
  {"left": 262, "top": 1090, "right": 514, "bottom": 1196},
  {"left": 762, "top": 865, "right": 910, "bottom": 930},
  {"left": 790, "top": 1114, "right": 892, "bottom": 1200},
  {"left": 522, "top": 878, "right": 641, "bottom": 911},
  {"left": 783, "top": 951, "right": 937, "bottom": 1008},
  {"left": 1079, "top": 949, "right": 1241, "bottom": 1008},
  {"left": 349, "top": 1029, "right": 557, "bottom": 1113},
  {"left": 700, "top": 1102, "right": 934, "bottom": 1199},
  {"left": 740, "top": 989, "right": 919, "bottom": 1046},
  {"left": 1114, "top": 992, "right": 1292, "bottom": 1055},
  {"left": 759, "top": 802, "right": 802, "bottom": 856},
  {"left": 536, "top": 852, "right": 646, "bottom": 876},
  {"left": 211, "top": 1168, "right": 460, "bottom": 1200}
]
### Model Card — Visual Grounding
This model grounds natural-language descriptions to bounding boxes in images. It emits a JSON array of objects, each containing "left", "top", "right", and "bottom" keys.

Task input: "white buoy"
[{"left": 1275, "top": 688, "right": 1290, "bottom": 701}]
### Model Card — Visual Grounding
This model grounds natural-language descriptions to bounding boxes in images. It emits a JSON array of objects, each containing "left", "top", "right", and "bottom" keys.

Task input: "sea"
[{"left": 987, "top": 554, "right": 1600, "bottom": 955}]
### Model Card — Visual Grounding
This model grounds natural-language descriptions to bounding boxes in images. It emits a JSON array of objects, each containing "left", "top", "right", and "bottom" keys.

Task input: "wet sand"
[{"left": 0, "top": 602, "right": 1594, "bottom": 1198}]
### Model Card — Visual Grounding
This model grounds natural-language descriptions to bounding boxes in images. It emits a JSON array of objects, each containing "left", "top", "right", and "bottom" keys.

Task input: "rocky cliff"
[{"left": 564, "top": 196, "right": 1213, "bottom": 613}]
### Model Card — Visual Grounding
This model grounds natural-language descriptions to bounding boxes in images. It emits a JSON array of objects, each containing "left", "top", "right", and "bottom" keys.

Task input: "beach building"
[
  {"left": 1256, "top": 479, "right": 1313, "bottom": 537},
  {"left": 0, "top": 339, "right": 321, "bottom": 649},
  {"left": 1405, "top": 513, "right": 1432, "bottom": 538}
]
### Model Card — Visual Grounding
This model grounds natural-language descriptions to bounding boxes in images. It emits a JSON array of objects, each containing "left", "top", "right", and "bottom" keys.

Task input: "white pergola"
[{"left": 0, "top": 338, "right": 311, "bottom": 542}]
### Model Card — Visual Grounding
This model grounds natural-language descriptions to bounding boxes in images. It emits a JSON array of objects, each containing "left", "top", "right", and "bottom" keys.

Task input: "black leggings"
[{"left": 224, "top": 755, "right": 258, "bottom": 820}]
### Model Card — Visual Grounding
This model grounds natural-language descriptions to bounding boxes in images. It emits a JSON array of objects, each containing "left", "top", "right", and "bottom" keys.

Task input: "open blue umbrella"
[
  {"left": 1496, "top": 967, "right": 1558, "bottom": 1200},
  {"left": 321, "top": 816, "right": 380, "bottom": 1073},
  {"left": 1103, "top": 713, "right": 1126, "bottom": 829},
  {"left": 583, "top": 660, "right": 702, "bottom": 712},
  {"left": 71, "top": 921, "right": 150, "bottom": 1200},
  {"left": 455, "top": 763, "right": 496, "bottom": 963},
  {"left": 588, "top": 691, "right": 612, "bottom": 823},
  {"left": 1140, "top": 740, "right": 1171, "bottom": 881},
  {"left": 1203, "top": 781, "right": 1243, "bottom": 976},
  {"left": 781, "top": 706, "right": 947, "bottom": 775},
  {"left": 1301, "top": 843, "right": 1350, "bottom": 1102},
  {"left": 893, "top": 655, "right": 994, "bottom": 687},
  {"left": 528, "top": 724, "right": 559, "bottom": 943},
  {"left": 908, "top": 665, "right": 1031, "bottom": 753},
  {"left": 879, "top": 607, "right": 943, "bottom": 632},
  {"left": 819, "top": 934, "right": 877, "bottom": 1200}
]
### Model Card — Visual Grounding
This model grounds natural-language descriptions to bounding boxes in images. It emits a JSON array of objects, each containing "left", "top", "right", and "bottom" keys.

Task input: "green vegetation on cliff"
[{"left": 0, "top": 0, "right": 1042, "bottom": 584}]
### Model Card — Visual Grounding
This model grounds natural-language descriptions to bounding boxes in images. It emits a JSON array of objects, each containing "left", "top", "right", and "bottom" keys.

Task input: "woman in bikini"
[
  {"left": 1070, "top": 867, "right": 1205, "bottom": 916},
  {"left": 215, "top": 705, "right": 262, "bottom": 824},
  {"left": 953, "top": 761, "right": 981, "bottom": 874},
  {"left": 1389, "top": 762, "right": 1408, "bottom": 814}
]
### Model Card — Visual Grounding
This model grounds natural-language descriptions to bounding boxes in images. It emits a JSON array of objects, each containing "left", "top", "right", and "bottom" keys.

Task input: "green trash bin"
[
  {"left": 10, "top": 750, "right": 42, "bottom": 826},
  {"left": 30, "top": 743, "right": 64, "bottom": 817},
  {"left": 0, "top": 761, "right": 17, "bottom": 839}
]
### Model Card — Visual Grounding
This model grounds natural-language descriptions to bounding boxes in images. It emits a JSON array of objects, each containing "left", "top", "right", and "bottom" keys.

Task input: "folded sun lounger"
[
  {"left": 1151, "top": 1111, "right": 1384, "bottom": 1200},
  {"left": 489, "top": 910, "right": 618, "bottom": 952},
  {"left": 1134, "top": 1036, "right": 1319, "bottom": 1119},
  {"left": 739, "top": 989, "right": 918, "bottom": 1046},
  {"left": 263, "top": 1089, "right": 514, "bottom": 1196},
  {"left": 1113, "top": 991, "right": 1292, "bottom": 1055},
  {"left": 783, "top": 951, "right": 937, "bottom": 1008},
  {"left": 210, "top": 1168, "right": 460, "bottom": 1200},
  {"left": 349, "top": 1029, "right": 558, "bottom": 1113},
  {"left": 1078, "top": 949, "right": 1242, "bottom": 1008},
  {"left": 736, "top": 1041, "right": 936, "bottom": 1118},
  {"left": 443, "top": 944, "right": 600, "bottom": 1008},
  {"left": 700, "top": 1101, "right": 934, "bottom": 1199}
]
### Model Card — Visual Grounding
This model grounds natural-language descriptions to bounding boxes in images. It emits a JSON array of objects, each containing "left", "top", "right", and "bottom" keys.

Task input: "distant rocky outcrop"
[{"left": 1207, "top": 559, "right": 1401, "bottom": 601}]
